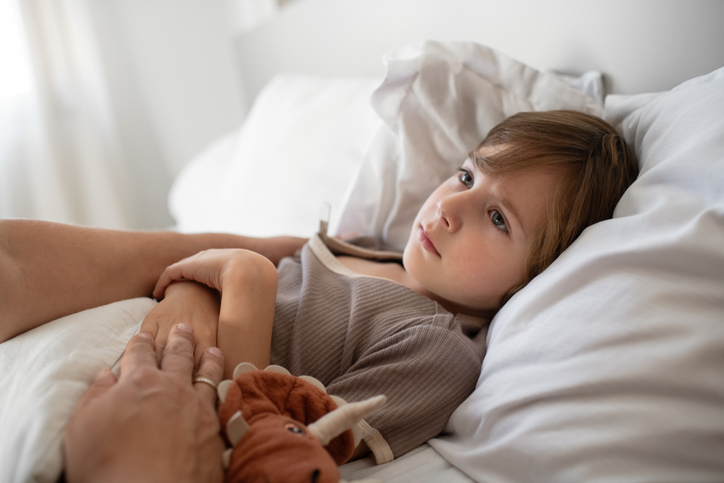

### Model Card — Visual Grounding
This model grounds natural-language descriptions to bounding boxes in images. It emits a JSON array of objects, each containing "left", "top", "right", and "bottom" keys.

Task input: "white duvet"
[
  {"left": 0, "top": 298, "right": 473, "bottom": 483},
  {"left": 0, "top": 298, "right": 155, "bottom": 482}
]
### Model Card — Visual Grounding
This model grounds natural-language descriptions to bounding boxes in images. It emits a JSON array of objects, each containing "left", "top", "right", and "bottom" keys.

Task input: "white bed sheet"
[
  {"left": 0, "top": 299, "right": 468, "bottom": 483},
  {"left": 0, "top": 299, "right": 154, "bottom": 483},
  {"left": 340, "top": 444, "right": 473, "bottom": 482}
]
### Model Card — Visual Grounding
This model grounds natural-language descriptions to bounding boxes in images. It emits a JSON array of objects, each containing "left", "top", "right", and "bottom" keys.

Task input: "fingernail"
[
  {"left": 207, "top": 347, "right": 223, "bottom": 359},
  {"left": 137, "top": 332, "right": 152, "bottom": 340},
  {"left": 177, "top": 323, "right": 193, "bottom": 334}
]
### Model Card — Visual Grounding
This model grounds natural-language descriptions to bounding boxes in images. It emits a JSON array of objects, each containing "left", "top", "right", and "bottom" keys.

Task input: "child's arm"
[
  {"left": 153, "top": 249, "right": 278, "bottom": 378},
  {"left": 141, "top": 281, "right": 221, "bottom": 364},
  {"left": 0, "top": 219, "right": 304, "bottom": 343}
]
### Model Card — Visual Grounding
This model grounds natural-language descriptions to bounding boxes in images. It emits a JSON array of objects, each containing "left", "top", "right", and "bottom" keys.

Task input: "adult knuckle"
[
  {"left": 173, "top": 326, "right": 195, "bottom": 343},
  {"left": 164, "top": 334, "right": 193, "bottom": 356},
  {"left": 165, "top": 338, "right": 190, "bottom": 356},
  {"left": 129, "top": 367, "right": 158, "bottom": 387},
  {"left": 128, "top": 336, "right": 154, "bottom": 354}
]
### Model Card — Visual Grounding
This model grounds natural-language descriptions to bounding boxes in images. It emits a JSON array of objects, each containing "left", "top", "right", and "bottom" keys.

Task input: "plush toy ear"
[
  {"left": 222, "top": 448, "right": 233, "bottom": 470},
  {"left": 233, "top": 362, "right": 258, "bottom": 378},
  {"left": 226, "top": 410, "right": 251, "bottom": 445},
  {"left": 307, "top": 395, "right": 386, "bottom": 446},
  {"left": 263, "top": 365, "right": 292, "bottom": 375},
  {"left": 217, "top": 379, "right": 232, "bottom": 404}
]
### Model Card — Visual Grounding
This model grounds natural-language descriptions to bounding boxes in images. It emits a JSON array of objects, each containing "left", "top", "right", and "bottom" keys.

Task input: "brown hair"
[{"left": 471, "top": 110, "right": 639, "bottom": 304}]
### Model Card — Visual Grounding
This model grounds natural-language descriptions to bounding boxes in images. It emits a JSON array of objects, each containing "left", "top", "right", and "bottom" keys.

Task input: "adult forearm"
[{"left": 0, "top": 219, "right": 304, "bottom": 342}]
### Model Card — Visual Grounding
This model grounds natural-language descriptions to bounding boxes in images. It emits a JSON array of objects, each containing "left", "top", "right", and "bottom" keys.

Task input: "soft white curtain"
[{"left": 0, "top": 0, "right": 172, "bottom": 229}]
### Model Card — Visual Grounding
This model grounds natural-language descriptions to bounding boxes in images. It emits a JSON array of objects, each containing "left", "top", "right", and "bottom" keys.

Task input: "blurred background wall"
[{"left": 1, "top": 0, "right": 722, "bottom": 230}]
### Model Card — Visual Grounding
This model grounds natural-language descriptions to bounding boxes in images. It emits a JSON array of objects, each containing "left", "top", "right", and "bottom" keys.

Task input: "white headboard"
[{"left": 233, "top": 0, "right": 724, "bottom": 103}]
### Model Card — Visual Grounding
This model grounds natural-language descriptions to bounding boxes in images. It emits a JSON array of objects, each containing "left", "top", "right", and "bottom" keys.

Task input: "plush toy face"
[
  {"left": 217, "top": 364, "right": 386, "bottom": 483},
  {"left": 225, "top": 414, "right": 341, "bottom": 483},
  {"left": 217, "top": 368, "right": 356, "bottom": 466}
]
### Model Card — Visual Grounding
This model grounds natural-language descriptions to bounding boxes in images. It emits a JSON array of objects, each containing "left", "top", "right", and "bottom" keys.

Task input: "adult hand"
[
  {"left": 64, "top": 324, "right": 225, "bottom": 483},
  {"left": 141, "top": 281, "right": 221, "bottom": 364}
]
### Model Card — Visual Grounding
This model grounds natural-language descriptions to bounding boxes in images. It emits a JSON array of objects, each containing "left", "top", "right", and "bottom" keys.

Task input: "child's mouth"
[{"left": 418, "top": 227, "right": 441, "bottom": 257}]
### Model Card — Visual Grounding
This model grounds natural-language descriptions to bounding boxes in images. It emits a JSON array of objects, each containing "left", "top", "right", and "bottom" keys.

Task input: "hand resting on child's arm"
[
  {"left": 153, "top": 249, "right": 279, "bottom": 378},
  {"left": 64, "top": 324, "right": 225, "bottom": 483}
]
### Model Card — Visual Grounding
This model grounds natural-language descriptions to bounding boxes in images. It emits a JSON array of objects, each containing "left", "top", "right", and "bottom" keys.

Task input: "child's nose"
[{"left": 436, "top": 196, "right": 463, "bottom": 233}]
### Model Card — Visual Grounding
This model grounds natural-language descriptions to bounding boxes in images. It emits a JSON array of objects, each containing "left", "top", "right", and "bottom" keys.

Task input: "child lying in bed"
[
  {"left": 146, "top": 109, "right": 640, "bottom": 462},
  {"left": 0, "top": 110, "right": 638, "bottom": 463}
]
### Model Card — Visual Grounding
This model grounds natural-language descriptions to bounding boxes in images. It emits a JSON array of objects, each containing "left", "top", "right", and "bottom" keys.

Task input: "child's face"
[{"left": 402, "top": 145, "right": 562, "bottom": 316}]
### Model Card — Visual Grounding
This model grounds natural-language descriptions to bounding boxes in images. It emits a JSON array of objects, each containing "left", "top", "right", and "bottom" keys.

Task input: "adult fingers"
[
  {"left": 139, "top": 313, "right": 159, "bottom": 340},
  {"left": 191, "top": 324, "right": 217, "bottom": 368},
  {"left": 139, "top": 309, "right": 163, "bottom": 362},
  {"left": 155, "top": 325, "right": 171, "bottom": 363},
  {"left": 120, "top": 332, "right": 158, "bottom": 377},
  {"left": 160, "top": 324, "right": 196, "bottom": 378},
  {"left": 74, "top": 369, "right": 117, "bottom": 408},
  {"left": 193, "top": 346, "right": 225, "bottom": 403}
]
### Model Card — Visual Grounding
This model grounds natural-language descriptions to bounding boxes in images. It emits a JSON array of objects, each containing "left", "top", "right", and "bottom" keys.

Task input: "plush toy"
[{"left": 216, "top": 363, "right": 386, "bottom": 483}]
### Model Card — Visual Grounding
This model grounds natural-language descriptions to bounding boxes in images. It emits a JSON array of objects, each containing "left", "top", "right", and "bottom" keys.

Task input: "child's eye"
[
  {"left": 457, "top": 168, "right": 474, "bottom": 188},
  {"left": 490, "top": 210, "right": 508, "bottom": 232}
]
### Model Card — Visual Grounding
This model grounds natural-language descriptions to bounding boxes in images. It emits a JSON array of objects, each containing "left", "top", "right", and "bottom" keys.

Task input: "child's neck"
[
  {"left": 336, "top": 256, "right": 483, "bottom": 316},
  {"left": 336, "top": 255, "right": 410, "bottom": 284}
]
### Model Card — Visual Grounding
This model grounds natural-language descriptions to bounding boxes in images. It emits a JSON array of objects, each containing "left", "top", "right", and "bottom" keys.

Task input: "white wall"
[
  {"left": 235, "top": 0, "right": 724, "bottom": 101},
  {"left": 96, "top": 0, "right": 724, "bottom": 179},
  {"left": 98, "top": 0, "right": 247, "bottom": 178},
  {"left": 80, "top": 0, "right": 723, "bottom": 228}
]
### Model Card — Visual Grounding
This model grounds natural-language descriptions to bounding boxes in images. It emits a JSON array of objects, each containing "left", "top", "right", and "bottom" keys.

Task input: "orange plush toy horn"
[{"left": 217, "top": 363, "right": 386, "bottom": 483}]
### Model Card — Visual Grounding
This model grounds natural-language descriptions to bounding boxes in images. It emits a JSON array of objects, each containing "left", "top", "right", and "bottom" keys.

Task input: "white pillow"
[
  {"left": 335, "top": 40, "right": 604, "bottom": 251},
  {"left": 430, "top": 67, "right": 724, "bottom": 481},
  {"left": 0, "top": 299, "right": 154, "bottom": 483},
  {"left": 169, "top": 74, "right": 381, "bottom": 237}
]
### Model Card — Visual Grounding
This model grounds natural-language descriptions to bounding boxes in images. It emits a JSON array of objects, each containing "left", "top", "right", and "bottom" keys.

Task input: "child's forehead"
[
  {"left": 469, "top": 143, "right": 516, "bottom": 172},
  {"left": 474, "top": 144, "right": 508, "bottom": 158}
]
